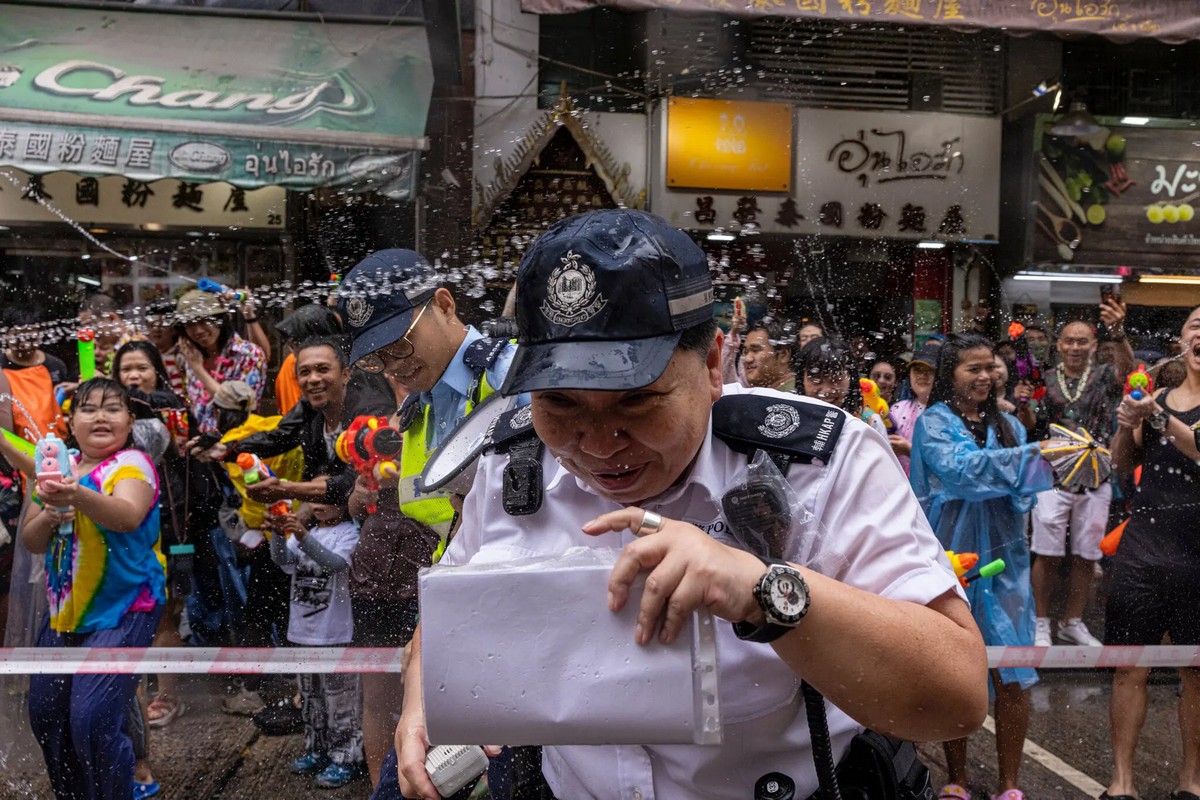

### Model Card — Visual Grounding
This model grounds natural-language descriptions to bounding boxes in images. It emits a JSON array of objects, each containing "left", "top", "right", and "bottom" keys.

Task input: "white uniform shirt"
[{"left": 442, "top": 385, "right": 962, "bottom": 800}]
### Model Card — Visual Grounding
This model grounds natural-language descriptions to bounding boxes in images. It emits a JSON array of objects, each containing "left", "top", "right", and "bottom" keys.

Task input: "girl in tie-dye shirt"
[{"left": 22, "top": 378, "right": 165, "bottom": 800}]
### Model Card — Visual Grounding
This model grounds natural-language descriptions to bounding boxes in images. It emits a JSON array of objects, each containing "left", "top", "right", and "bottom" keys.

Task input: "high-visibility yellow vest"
[{"left": 398, "top": 371, "right": 498, "bottom": 560}]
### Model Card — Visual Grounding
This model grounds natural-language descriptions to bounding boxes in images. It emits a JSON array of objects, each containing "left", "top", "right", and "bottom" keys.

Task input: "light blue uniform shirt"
[{"left": 420, "top": 326, "right": 523, "bottom": 451}]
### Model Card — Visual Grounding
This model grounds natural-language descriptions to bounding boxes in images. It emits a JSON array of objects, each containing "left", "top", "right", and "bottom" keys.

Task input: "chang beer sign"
[
  {"left": 0, "top": 4, "right": 432, "bottom": 149},
  {"left": 20, "top": 60, "right": 374, "bottom": 126}
]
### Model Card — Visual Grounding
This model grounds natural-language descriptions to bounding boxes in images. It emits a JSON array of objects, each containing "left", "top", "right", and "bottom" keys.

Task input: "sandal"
[
  {"left": 146, "top": 694, "right": 184, "bottom": 728},
  {"left": 133, "top": 780, "right": 160, "bottom": 800},
  {"left": 1170, "top": 793, "right": 1200, "bottom": 800},
  {"left": 991, "top": 792, "right": 1025, "bottom": 800},
  {"left": 939, "top": 785, "right": 972, "bottom": 800},
  {"left": 1098, "top": 793, "right": 1137, "bottom": 800}
]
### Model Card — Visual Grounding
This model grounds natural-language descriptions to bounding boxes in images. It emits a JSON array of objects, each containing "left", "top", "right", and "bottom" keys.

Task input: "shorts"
[
  {"left": 351, "top": 596, "right": 419, "bottom": 648},
  {"left": 1030, "top": 482, "right": 1111, "bottom": 560},
  {"left": 1104, "top": 559, "right": 1200, "bottom": 646}
]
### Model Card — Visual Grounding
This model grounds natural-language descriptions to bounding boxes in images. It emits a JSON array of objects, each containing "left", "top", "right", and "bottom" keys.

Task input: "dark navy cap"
[
  {"left": 501, "top": 209, "right": 713, "bottom": 395},
  {"left": 338, "top": 249, "right": 440, "bottom": 365}
]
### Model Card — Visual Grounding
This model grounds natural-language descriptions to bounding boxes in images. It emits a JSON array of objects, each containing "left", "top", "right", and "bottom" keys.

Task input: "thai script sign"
[{"left": 652, "top": 107, "right": 999, "bottom": 240}]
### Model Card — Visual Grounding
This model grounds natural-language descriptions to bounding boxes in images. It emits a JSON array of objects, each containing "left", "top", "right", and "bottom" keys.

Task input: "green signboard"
[{"left": 0, "top": 4, "right": 432, "bottom": 193}]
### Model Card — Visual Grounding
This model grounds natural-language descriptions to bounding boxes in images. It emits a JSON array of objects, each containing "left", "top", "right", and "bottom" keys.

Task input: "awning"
[
  {"left": 522, "top": 0, "right": 1200, "bottom": 43},
  {"left": 0, "top": 4, "right": 433, "bottom": 196}
]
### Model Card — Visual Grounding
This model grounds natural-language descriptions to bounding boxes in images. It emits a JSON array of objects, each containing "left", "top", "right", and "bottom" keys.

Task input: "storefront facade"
[
  {"left": 648, "top": 99, "right": 1002, "bottom": 349},
  {"left": 0, "top": 3, "right": 432, "bottom": 316}
]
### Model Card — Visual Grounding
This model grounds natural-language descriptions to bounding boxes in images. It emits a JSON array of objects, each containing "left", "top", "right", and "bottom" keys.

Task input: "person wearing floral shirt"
[{"left": 175, "top": 289, "right": 266, "bottom": 435}]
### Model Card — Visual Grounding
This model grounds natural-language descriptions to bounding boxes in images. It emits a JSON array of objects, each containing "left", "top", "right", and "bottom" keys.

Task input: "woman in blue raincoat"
[{"left": 910, "top": 333, "right": 1054, "bottom": 800}]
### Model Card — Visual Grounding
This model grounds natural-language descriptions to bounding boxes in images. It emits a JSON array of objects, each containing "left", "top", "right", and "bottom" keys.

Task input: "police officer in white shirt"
[{"left": 396, "top": 210, "right": 988, "bottom": 800}]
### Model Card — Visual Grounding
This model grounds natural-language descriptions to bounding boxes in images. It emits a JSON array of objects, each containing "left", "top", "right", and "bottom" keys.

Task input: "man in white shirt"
[{"left": 396, "top": 209, "right": 988, "bottom": 800}]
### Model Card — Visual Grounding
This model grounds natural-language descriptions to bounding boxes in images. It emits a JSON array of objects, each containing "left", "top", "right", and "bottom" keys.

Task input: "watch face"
[{"left": 764, "top": 566, "right": 808, "bottom": 625}]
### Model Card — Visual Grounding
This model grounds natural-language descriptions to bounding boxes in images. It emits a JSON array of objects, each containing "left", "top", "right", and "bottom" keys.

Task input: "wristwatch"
[{"left": 733, "top": 557, "right": 811, "bottom": 643}]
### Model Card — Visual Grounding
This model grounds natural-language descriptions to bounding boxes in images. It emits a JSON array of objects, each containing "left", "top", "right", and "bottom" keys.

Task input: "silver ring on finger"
[{"left": 638, "top": 510, "right": 664, "bottom": 536}]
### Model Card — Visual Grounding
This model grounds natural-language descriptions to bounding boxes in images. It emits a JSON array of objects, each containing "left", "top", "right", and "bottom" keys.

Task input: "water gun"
[
  {"left": 77, "top": 328, "right": 96, "bottom": 381},
  {"left": 1124, "top": 363, "right": 1153, "bottom": 401},
  {"left": 1100, "top": 465, "right": 1142, "bottom": 556},
  {"left": 236, "top": 452, "right": 276, "bottom": 485},
  {"left": 35, "top": 432, "right": 79, "bottom": 537},
  {"left": 1100, "top": 518, "right": 1127, "bottom": 557},
  {"left": 335, "top": 415, "right": 402, "bottom": 513},
  {"left": 859, "top": 378, "right": 894, "bottom": 430},
  {"left": 946, "top": 550, "right": 1006, "bottom": 588},
  {"left": 1007, "top": 322, "right": 1046, "bottom": 402},
  {"left": 197, "top": 278, "right": 249, "bottom": 304}
]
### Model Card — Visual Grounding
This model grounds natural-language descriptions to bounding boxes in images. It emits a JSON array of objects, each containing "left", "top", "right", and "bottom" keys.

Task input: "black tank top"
[{"left": 1122, "top": 389, "right": 1200, "bottom": 569}]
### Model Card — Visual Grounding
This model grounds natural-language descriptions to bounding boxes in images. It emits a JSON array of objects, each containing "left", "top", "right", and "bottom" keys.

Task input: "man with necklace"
[{"left": 1030, "top": 296, "right": 1134, "bottom": 647}]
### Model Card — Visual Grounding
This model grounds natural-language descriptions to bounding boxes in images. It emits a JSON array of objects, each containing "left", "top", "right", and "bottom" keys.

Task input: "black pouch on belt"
[{"left": 829, "top": 730, "right": 934, "bottom": 800}]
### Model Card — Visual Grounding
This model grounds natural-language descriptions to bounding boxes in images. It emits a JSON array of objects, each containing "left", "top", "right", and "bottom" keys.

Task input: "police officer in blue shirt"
[{"left": 339, "top": 249, "right": 539, "bottom": 799}]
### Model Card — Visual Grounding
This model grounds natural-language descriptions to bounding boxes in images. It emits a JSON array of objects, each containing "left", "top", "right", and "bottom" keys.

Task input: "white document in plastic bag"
[{"left": 420, "top": 547, "right": 721, "bottom": 746}]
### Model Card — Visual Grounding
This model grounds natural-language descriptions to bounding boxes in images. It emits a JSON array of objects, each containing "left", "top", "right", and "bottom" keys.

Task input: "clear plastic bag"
[
  {"left": 719, "top": 450, "right": 806, "bottom": 561},
  {"left": 420, "top": 547, "right": 721, "bottom": 746}
]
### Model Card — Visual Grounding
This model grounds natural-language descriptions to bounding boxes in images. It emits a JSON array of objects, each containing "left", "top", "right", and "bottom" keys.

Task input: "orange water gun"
[
  {"left": 1100, "top": 465, "right": 1142, "bottom": 556},
  {"left": 235, "top": 452, "right": 275, "bottom": 485},
  {"left": 859, "top": 377, "right": 894, "bottom": 430},
  {"left": 1124, "top": 364, "right": 1154, "bottom": 401},
  {"left": 946, "top": 550, "right": 1006, "bottom": 588},
  {"left": 335, "top": 416, "right": 402, "bottom": 513}
]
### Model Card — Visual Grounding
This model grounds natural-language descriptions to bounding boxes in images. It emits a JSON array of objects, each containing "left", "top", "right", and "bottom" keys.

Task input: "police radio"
[{"left": 425, "top": 744, "right": 488, "bottom": 798}]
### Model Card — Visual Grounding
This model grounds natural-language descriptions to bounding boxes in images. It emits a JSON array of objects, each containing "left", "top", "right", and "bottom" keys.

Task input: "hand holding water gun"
[
  {"left": 197, "top": 278, "right": 250, "bottom": 304},
  {"left": 1124, "top": 363, "right": 1154, "bottom": 401},
  {"left": 859, "top": 377, "right": 894, "bottom": 430},
  {"left": 77, "top": 328, "right": 96, "bottom": 381},
  {"left": 35, "top": 433, "right": 79, "bottom": 536},
  {"left": 730, "top": 297, "right": 747, "bottom": 334},
  {"left": 946, "top": 550, "right": 1006, "bottom": 588},
  {"left": 335, "top": 416, "right": 402, "bottom": 513},
  {"left": 236, "top": 452, "right": 276, "bottom": 485},
  {"left": 1007, "top": 322, "right": 1046, "bottom": 403}
]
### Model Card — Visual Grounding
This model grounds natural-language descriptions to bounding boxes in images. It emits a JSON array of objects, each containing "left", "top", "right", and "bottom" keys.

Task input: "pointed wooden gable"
[{"left": 472, "top": 92, "right": 644, "bottom": 279}]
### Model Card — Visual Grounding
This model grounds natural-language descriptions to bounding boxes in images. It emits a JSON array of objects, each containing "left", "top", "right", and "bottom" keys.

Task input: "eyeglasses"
[
  {"left": 355, "top": 301, "right": 430, "bottom": 374},
  {"left": 74, "top": 404, "right": 129, "bottom": 420}
]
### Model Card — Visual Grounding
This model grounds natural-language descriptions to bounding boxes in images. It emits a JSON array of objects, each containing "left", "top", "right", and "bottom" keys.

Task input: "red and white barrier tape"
[
  {"left": 0, "top": 647, "right": 405, "bottom": 675},
  {"left": 0, "top": 646, "right": 1197, "bottom": 674}
]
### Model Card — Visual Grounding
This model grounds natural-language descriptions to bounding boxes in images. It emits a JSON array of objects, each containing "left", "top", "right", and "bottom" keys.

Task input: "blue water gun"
[
  {"left": 35, "top": 433, "right": 79, "bottom": 536},
  {"left": 197, "top": 278, "right": 249, "bottom": 304}
]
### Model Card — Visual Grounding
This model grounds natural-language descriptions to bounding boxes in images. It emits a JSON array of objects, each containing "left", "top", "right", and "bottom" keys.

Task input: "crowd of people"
[
  {"left": 0, "top": 208, "right": 1195, "bottom": 800},
  {"left": 721, "top": 296, "right": 1198, "bottom": 800}
]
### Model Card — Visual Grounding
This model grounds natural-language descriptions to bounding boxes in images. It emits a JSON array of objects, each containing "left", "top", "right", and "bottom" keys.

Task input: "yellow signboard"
[{"left": 666, "top": 98, "right": 793, "bottom": 193}]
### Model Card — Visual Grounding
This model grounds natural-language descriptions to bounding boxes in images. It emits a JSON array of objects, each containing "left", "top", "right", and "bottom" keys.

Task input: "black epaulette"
[
  {"left": 397, "top": 392, "right": 422, "bottom": 433},
  {"left": 484, "top": 404, "right": 543, "bottom": 517},
  {"left": 463, "top": 337, "right": 509, "bottom": 371},
  {"left": 712, "top": 394, "right": 846, "bottom": 472}
]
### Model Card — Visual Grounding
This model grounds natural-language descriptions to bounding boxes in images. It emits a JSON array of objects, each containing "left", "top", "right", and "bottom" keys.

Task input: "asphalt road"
[{"left": 0, "top": 669, "right": 1188, "bottom": 800}]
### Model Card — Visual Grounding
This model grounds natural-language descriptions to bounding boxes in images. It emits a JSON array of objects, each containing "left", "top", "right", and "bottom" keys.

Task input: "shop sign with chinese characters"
[
  {"left": 0, "top": 168, "right": 285, "bottom": 229},
  {"left": 0, "top": 3, "right": 430, "bottom": 194},
  {"left": 524, "top": 0, "right": 1195, "bottom": 42},
  {"left": 651, "top": 107, "right": 1000, "bottom": 240}
]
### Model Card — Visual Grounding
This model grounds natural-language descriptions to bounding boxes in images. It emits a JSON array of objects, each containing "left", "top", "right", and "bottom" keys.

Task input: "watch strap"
[{"left": 732, "top": 618, "right": 794, "bottom": 643}]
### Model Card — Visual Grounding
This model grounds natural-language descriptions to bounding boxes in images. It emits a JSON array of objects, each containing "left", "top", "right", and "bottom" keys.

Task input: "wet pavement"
[
  {"left": 0, "top": 675, "right": 374, "bottom": 800},
  {"left": 0, "top": 669, "right": 1188, "bottom": 799}
]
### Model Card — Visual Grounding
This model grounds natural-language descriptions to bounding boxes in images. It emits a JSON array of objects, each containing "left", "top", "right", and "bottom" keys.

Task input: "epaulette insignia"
[
  {"left": 712, "top": 394, "right": 845, "bottom": 466},
  {"left": 463, "top": 337, "right": 509, "bottom": 371}
]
